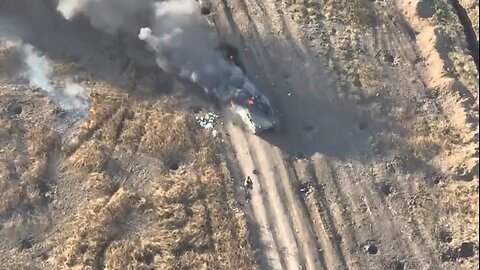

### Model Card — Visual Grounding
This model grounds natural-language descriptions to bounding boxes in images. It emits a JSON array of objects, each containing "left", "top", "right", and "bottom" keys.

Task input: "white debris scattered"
[{"left": 196, "top": 112, "right": 220, "bottom": 137}]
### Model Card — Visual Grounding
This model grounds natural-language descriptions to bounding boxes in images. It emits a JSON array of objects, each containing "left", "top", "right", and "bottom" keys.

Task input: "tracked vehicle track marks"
[
  {"left": 227, "top": 123, "right": 283, "bottom": 269},
  {"left": 271, "top": 150, "right": 323, "bottom": 270},
  {"left": 292, "top": 159, "right": 346, "bottom": 270},
  {"left": 246, "top": 138, "right": 304, "bottom": 269}
]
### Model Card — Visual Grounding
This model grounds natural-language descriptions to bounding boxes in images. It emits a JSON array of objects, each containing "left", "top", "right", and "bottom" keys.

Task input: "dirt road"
[
  {"left": 0, "top": 0, "right": 478, "bottom": 269},
  {"left": 211, "top": 0, "right": 479, "bottom": 269}
]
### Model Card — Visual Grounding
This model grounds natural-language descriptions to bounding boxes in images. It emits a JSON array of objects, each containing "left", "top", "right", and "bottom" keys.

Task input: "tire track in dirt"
[
  {"left": 376, "top": 170, "right": 444, "bottom": 268},
  {"left": 338, "top": 161, "right": 440, "bottom": 269},
  {"left": 216, "top": 0, "right": 358, "bottom": 269},
  {"left": 227, "top": 123, "right": 284, "bottom": 269},
  {"left": 228, "top": 122, "right": 334, "bottom": 270},
  {"left": 269, "top": 150, "right": 325, "bottom": 269},
  {"left": 398, "top": 0, "right": 479, "bottom": 181},
  {"left": 294, "top": 158, "right": 353, "bottom": 270},
  {"left": 245, "top": 134, "right": 303, "bottom": 270},
  {"left": 355, "top": 6, "right": 474, "bottom": 266},
  {"left": 213, "top": 0, "right": 474, "bottom": 269},
  {"left": 291, "top": 160, "right": 346, "bottom": 270}
]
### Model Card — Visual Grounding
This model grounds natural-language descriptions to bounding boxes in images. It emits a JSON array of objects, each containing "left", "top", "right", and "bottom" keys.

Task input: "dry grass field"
[{"left": 0, "top": 0, "right": 478, "bottom": 269}]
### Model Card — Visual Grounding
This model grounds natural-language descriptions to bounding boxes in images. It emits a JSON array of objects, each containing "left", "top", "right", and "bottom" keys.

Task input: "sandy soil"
[
  {"left": 210, "top": 0, "right": 479, "bottom": 269},
  {"left": 0, "top": 0, "right": 479, "bottom": 269}
]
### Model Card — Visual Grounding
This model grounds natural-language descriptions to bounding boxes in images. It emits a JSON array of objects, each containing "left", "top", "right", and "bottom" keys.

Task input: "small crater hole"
[
  {"left": 438, "top": 229, "right": 453, "bottom": 243},
  {"left": 200, "top": 5, "right": 211, "bottom": 15},
  {"left": 78, "top": 244, "right": 88, "bottom": 254},
  {"left": 383, "top": 53, "right": 394, "bottom": 63},
  {"left": 458, "top": 242, "right": 475, "bottom": 258},
  {"left": 9, "top": 105, "right": 23, "bottom": 115},
  {"left": 379, "top": 182, "right": 393, "bottom": 196},
  {"left": 19, "top": 236, "right": 34, "bottom": 250},
  {"left": 144, "top": 251, "right": 154, "bottom": 265},
  {"left": 169, "top": 162, "right": 180, "bottom": 171},
  {"left": 364, "top": 244, "right": 378, "bottom": 254}
]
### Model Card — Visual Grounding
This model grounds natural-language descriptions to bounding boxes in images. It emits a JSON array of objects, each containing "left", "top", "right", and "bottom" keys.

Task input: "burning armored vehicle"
[
  {"left": 220, "top": 71, "right": 278, "bottom": 134},
  {"left": 138, "top": 27, "right": 278, "bottom": 134},
  {"left": 200, "top": 54, "right": 279, "bottom": 134},
  {"left": 188, "top": 46, "right": 279, "bottom": 134},
  {"left": 206, "top": 44, "right": 279, "bottom": 134}
]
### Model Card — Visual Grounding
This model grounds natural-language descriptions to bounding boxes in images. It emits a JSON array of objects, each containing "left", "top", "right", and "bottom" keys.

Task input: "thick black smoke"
[{"left": 56, "top": 0, "right": 252, "bottom": 98}]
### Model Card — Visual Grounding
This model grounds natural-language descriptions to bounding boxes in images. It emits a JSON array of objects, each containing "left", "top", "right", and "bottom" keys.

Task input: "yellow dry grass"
[
  {"left": 67, "top": 139, "right": 108, "bottom": 172},
  {"left": 84, "top": 172, "right": 117, "bottom": 196},
  {"left": 138, "top": 101, "right": 197, "bottom": 160},
  {"left": 48, "top": 188, "right": 137, "bottom": 269},
  {"left": 442, "top": 181, "right": 480, "bottom": 242},
  {"left": 1, "top": 37, "right": 255, "bottom": 270},
  {"left": 39, "top": 91, "right": 255, "bottom": 269},
  {"left": 441, "top": 180, "right": 479, "bottom": 269}
]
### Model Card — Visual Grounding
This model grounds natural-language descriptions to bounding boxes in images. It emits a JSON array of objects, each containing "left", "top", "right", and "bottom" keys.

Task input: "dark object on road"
[
  {"left": 228, "top": 87, "right": 279, "bottom": 134},
  {"left": 244, "top": 176, "right": 253, "bottom": 190}
]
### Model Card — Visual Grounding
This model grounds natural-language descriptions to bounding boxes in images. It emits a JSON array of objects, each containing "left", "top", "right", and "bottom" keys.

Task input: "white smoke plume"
[
  {"left": 56, "top": 0, "right": 249, "bottom": 96},
  {"left": 21, "top": 43, "right": 89, "bottom": 113},
  {"left": 22, "top": 43, "right": 55, "bottom": 93},
  {"left": 57, "top": 0, "right": 155, "bottom": 35},
  {"left": 56, "top": 0, "right": 88, "bottom": 21}
]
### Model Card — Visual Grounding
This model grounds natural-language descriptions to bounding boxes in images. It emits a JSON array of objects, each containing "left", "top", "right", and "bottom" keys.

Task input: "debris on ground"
[
  {"left": 298, "top": 182, "right": 313, "bottom": 197},
  {"left": 196, "top": 112, "right": 220, "bottom": 137}
]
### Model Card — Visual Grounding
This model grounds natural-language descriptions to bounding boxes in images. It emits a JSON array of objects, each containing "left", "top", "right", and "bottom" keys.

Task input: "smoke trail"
[
  {"left": 22, "top": 43, "right": 56, "bottom": 93},
  {"left": 62, "top": 79, "right": 89, "bottom": 111},
  {"left": 137, "top": 0, "right": 256, "bottom": 99},
  {"left": 21, "top": 43, "right": 89, "bottom": 113},
  {"left": 56, "top": 0, "right": 250, "bottom": 97},
  {"left": 57, "top": 0, "right": 155, "bottom": 35}
]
